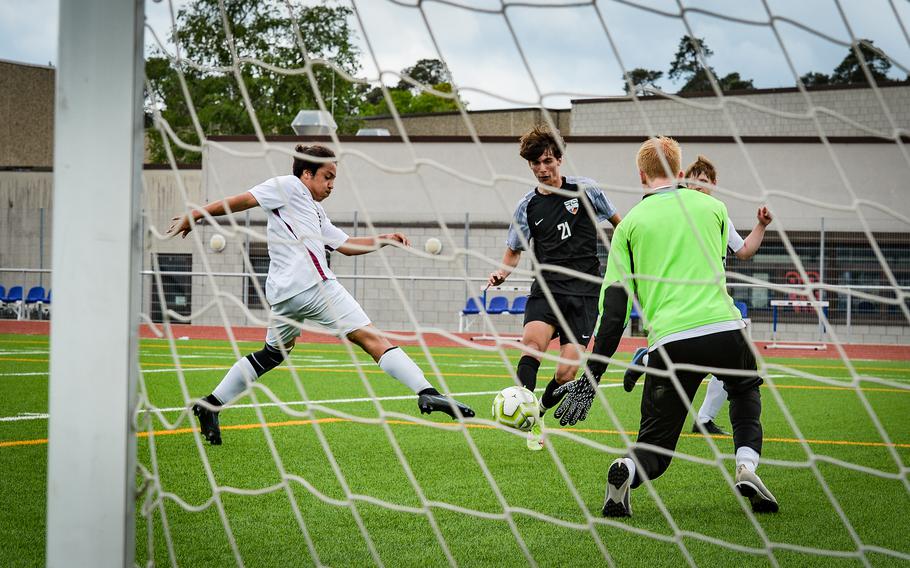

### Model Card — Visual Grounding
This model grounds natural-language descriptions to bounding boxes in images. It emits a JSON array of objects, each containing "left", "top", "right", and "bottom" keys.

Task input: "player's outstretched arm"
[
  {"left": 167, "top": 191, "right": 259, "bottom": 238},
  {"left": 735, "top": 206, "right": 773, "bottom": 260},
  {"left": 488, "top": 248, "right": 521, "bottom": 287},
  {"left": 336, "top": 233, "right": 410, "bottom": 256}
]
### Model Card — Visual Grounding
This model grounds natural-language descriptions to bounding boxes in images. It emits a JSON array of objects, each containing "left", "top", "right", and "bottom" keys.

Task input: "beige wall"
[
  {"left": 204, "top": 138, "right": 910, "bottom": 232},
  {"left": 359, "top": 108, "right": 571, "bottom": 137},
  {"left": 0, "top": 60, "right": 54, "bottom": 168},
  {"left": 571, "top": 85, "right": 910, "bottom": 138}
]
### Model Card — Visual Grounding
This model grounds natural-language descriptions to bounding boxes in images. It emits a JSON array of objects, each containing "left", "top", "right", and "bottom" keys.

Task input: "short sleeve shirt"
[
  {"left": 249, "top": 175, "right": 349, "bottom": 304},
  {"left": 601, "top": 188, "right": 741, "bottom": 346},
  {"left": 727, "top": 218, "right": 745, "bottom": 254},
  {"left": 505, "top": 176, "right": 617, "bottom": 297}
]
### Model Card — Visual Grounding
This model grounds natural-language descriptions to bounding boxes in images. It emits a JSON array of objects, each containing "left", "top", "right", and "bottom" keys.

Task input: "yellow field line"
[
  {"left": 136, "top": 363, "right": 910, "bottom": 391},
  {"left": 3, "top": 417, "right": 908, "bottom": 450},
  {"left": 1, "top": 357, "right": 907, "bottom": 392}
]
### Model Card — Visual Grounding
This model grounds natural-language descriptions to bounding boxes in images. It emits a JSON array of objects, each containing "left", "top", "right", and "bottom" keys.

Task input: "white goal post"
[{"left": 46, "top": 1, "right": 144, "bottom": 567}]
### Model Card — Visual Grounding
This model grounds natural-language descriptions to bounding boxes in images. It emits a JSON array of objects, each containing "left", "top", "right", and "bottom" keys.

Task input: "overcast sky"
[{"left": 2, "top": 0, "right": 908, "bottom": 109}]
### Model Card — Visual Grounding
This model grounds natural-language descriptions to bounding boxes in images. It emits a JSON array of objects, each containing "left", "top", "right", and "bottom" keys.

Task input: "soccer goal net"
[{"left": 72, "top": 0, "right": 910, "bottom": 566}]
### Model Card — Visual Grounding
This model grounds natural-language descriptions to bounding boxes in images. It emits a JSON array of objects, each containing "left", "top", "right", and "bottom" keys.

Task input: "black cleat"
[
  {"left": 692, "top": 420, "right": 730, "bottom": 436},
  {"left": 602, "top": 458, "right": 633, "bottom": 517},
  {"left": 418, "top": 394, "right": 475, "bottom": 420},
  {"left": 623, "top": 347, "right": 648, "bottom": 392},
  {"left": 193, "top": 401, "right": 222, "bottom": 445}
]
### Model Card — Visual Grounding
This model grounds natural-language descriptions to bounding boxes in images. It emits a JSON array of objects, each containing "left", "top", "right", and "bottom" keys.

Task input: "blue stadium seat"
[
  {"left": 461, "top": 297, "right": 482, "bottom": 315},
  {"left": 25, "top": 286, "right": 46, "bottom": 305},
  {"left": 2, "top": 286, "right": 22, "bottom": 303},
  {"left": 1, "top": 286, "right": 23, "bottom": 319},
  {"left": 0, "top": 286, "right": 5, "bottom": 304},
  {"left": 486, "top": 296, "right": 509, "bottom": 315},
  {"left": 25, "top": 286, "right": 47, "bottom": 319},
  {"left": 459, "top": 296, "right": 485, "bottom": 332},
  {"left": 508, "top": 296, "right": 527, "bottom": 315},
  {"left": 734, "top": 300, "right": 748, "bottom": 319}
]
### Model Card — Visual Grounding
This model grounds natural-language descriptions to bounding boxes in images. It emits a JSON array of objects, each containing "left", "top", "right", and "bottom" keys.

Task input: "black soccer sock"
[
  {"left": 419, "top": 387, "right": 440, "bottom": 396},
  {"left": 203, "top": 393, "right": 223, "bottom": 408},
  {"left": 517, "top": 355, "right": 541, "bottom": 391},
  {"left": 244, "top": 343, "right": 288, "bottom": 377},
  {"left": 539, "top": 377, "right": 564, "bottom": 415}
]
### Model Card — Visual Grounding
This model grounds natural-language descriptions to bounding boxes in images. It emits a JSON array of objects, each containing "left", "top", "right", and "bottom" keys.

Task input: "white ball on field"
[
  {"left": 210, "top": 233, "right": 226, "bottom": 252},
  {"left": 424, "top": 237, "right": 443, "bottom": 255},
  {"left": 492, "top": 386, "right": 539, "bottom": 432}
]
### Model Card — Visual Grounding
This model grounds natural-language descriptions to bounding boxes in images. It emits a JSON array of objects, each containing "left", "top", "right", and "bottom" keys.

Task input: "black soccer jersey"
[{"left": 506, "top": 176, "right": 617, "bottom": 298}]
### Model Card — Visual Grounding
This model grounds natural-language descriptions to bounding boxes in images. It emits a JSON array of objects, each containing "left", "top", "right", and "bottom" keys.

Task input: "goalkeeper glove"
[{"left": 552, "top": 368, "right": 603, "bottom": 427}]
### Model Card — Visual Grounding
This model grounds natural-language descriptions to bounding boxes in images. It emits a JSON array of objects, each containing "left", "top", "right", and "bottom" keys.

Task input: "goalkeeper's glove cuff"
[{"left": 586, "top": 362, "right": 607, "bottom": 383}]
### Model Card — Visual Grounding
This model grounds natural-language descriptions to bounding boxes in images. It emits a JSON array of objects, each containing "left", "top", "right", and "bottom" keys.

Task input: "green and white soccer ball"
[{"left": 492, "top": 386, "right": 539, "bottom": 432}]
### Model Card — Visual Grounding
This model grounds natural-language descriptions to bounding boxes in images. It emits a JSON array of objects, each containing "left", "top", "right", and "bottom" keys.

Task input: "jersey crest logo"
[{"left": 563, "top": 198, "right": 579, "bottom": 215}]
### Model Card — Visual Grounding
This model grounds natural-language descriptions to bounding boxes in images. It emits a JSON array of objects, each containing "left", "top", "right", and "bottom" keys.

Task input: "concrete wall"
[
  {"left": 204, "top": 138, "right": 910, "bottom": 232},
  {"left": 571, "top": 85, "right": 910, "bottom": 138},
  {"left": 359, "top": 108, "right": 571, "bottom": 137},
  {"left": 0, "top": 60, "right": 54, "bottom": 168}
]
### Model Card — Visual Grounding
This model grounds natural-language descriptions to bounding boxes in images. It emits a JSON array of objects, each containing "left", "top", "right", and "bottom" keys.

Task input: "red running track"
[{"left": 2, "top": 320, "right": 908, "bottom": 361}]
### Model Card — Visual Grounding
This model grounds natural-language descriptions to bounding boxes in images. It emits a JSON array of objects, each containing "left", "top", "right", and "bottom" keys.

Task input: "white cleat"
[
  {"left": 526, "top": 414, "right": 544, "bottom": 451},
  {"left": 602, "top": 458, "right": 633, "bottom": 517},
  {"left": 735, "top": 465, "right": 779, "bottom": 513}
]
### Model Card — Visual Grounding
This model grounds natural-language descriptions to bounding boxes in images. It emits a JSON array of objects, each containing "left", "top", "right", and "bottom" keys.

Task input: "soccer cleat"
[
  {"left": 193, "top": 402, "right": 222, "bottom": 445},
  {"left": 623, "top": 347, "right": 648, "bottom": 392},
  {"left": 418, "top": 394, "right": 476, "bottom": 420},
  {"left": 692, "top": 420, "right": 730, "bottom": 436},
  {"left": 735, "top": 465, "right": 779, "bottom": 513},
  {"left": 602, "top": 458, "right": 633, "bottom": 517},
  {"left": 526, "top": 414, "right": 544, "bottom": 451}
]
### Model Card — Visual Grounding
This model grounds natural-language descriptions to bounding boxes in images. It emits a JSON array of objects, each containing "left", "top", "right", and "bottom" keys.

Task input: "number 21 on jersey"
[{"left": 557, "top": 221, "right": 572, "bottom": 240}]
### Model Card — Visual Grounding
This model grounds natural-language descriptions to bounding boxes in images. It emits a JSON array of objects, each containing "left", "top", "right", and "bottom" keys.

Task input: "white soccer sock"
[
  {"left": 378, "top": 347, "right": 433, "bottom": 394},
  {"left": 736, "top": 446, "right": 760, "bottom": 472},
  {"left": 622, "top": 457, "right": 637, "bottom": 483},
  {"left": 212, "top": 357, "right": 257, "bottom": 404},
  {"left": 697, "top": 376, "right": 728, "bottom": 423}
]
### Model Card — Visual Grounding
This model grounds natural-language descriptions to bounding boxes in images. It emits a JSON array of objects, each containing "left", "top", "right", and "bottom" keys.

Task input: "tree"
[
  {"left": 668, "top": 36, "right": 713, "bottom": 85},
  {"left": 623, "top": 68, "right": 663, "bottom": 95},
  {"left": 718, "top": 72, "right": 754, "bottom": 92},
  {"left": 360, "top": 82, "right": 461, "bottom": 116},
  {"left": 668, "top": 35, "right": 754, "bottom": 94},
  {"left": 360, "top": 59, "right": 463, "bottom": 116},
  {"left": 800, "top": 71, "right": 831, "bottom": 87},
  {"left": 830, "top": 39, "right": 893, "bottom": 85},
  {"left": 396, "top": 58, "right": 449, "bottom": 92},
  {"left": 145, "top": 0, "right": 362, "bottom": 163}
]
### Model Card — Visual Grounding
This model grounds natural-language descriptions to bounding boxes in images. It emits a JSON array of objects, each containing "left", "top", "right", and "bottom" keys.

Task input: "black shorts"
[{"left": 523, "top": 294, "right": 598, "bottom": 346}]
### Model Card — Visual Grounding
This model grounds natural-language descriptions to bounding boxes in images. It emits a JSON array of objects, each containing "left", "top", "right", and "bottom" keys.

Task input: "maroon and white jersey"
[{"left": 249, "top": 175, "right": 348, "bottom": 304}]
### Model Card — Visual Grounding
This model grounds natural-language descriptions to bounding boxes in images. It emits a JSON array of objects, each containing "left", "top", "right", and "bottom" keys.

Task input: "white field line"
[{"left": 0, "top": 383, "right": 625, "bottom": 423}]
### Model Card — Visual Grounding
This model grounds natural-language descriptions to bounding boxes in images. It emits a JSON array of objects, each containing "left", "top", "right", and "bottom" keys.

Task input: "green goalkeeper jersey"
[{"left": 600, "top": 187, "right": 741, "bottom": 347}]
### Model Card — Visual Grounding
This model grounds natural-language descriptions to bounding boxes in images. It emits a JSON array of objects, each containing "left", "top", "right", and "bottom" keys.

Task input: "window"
[
  {"left": 246, "top": 242, "right": 269, "bottom": 309},
  {"left": 150, "top": 253, "right": 192, "bottom": 323}
]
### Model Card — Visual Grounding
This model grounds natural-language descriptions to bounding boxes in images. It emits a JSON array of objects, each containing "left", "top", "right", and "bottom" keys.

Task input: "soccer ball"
[
  {"left": 492, "top": 386, "right": 539, "bottom": 432},
  {"left": 424, "top": 237, "right": 442, "bottom": 255},
  {"left": 209, "top": 233, "right": 226, "bottom": 252}
]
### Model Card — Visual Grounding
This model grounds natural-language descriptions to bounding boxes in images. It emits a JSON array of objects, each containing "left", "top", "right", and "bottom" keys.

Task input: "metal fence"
[{"left": 2, "top": 209, "right": 909, "bottom": 339}]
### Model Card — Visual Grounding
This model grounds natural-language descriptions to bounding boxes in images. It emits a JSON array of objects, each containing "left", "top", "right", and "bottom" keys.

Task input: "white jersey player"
[
  {"left": 623, "top": 155, "right": 772, "bottom": 436},
  {"left": 168, "top": 144, "right": 474, "bottom": 445}
]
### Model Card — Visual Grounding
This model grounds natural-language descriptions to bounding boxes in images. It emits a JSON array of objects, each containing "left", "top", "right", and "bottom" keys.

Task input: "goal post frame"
[{"left": 46, "top": 1, "right": 145, "bottom": 566}]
